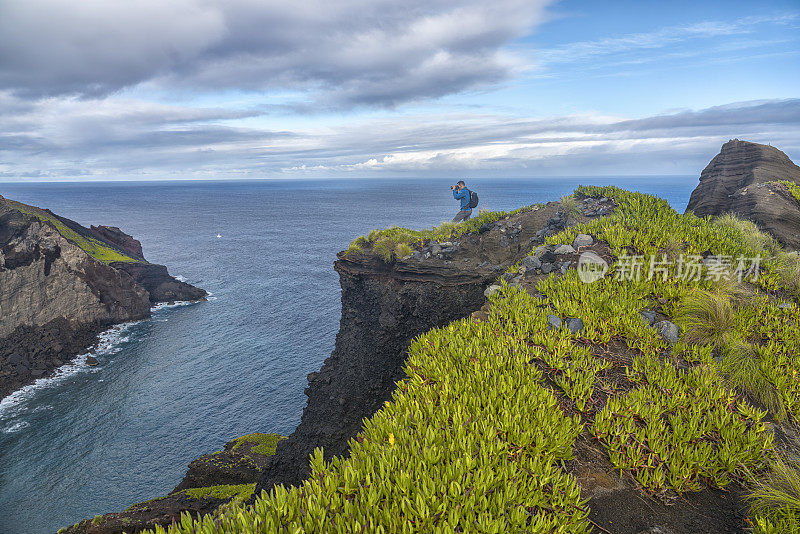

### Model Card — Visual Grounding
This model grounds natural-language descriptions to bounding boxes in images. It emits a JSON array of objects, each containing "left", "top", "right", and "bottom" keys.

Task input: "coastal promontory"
[{"left": 0, "top": 195, "right": 206, "bottom": 399}]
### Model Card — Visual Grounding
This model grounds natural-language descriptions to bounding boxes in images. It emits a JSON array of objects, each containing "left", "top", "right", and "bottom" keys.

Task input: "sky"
[{"left": 0, "top": 0, "right": 798, "bottom": 181}]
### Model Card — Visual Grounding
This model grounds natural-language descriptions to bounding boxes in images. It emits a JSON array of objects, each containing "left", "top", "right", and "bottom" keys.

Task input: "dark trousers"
[{"left": 452, "top": 209, "right": 472, "bottom": 223}]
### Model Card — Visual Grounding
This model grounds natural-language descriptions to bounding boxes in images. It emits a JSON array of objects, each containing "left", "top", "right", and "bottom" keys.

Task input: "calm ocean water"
[{"left": 0, "top": 177, "right": 695, "bottom": 533}]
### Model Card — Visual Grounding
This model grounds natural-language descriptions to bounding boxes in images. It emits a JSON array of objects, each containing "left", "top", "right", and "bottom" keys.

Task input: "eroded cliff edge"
[
  {"left": 253, "top": 203, "right": 565, "bottom": 493},
  {"left": 0, "top": 195, "right": 206, "bottom": 399}
]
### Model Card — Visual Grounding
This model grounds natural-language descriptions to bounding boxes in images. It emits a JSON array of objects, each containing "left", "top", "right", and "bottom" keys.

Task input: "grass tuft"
[
  {"left": 674, "top": 289, "right": 735, "bottom": 348},
  {"left": 749, "top": 458, "right": 800, "bottom": 533},
  {"left": 719, "top": 339, "right": 786, "bottom": 420}
]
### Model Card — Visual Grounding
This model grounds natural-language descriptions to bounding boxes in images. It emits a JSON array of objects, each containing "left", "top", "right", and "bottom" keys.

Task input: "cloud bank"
[
  {"left": 0, "top": 0, "right": 551, "bottom": 107},
  {"left": 1, "top": 95, "right": 797, "bottom": 180}
]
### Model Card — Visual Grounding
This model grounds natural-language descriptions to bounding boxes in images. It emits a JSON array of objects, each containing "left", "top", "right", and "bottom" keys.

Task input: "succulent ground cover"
[
  {"left": 142, "top": 186, "right": 800, "bottom": 533},
  {"left": 345, "top": 205, "right": 536, "bottom": 262}
]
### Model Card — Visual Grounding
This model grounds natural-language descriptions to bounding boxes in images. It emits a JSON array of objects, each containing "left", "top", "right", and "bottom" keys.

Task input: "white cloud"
[{"left": 2, "top": 95, "right": 797, "bottom": 179}]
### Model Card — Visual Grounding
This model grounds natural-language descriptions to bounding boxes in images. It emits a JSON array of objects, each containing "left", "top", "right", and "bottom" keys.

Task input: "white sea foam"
[
  {"left": 0, "top": 322, "right": 137, "bottom": 425},
  {"left": 3, "top": 420, "right": 30, "bottom": 433},
  {"left": 174, "top": 274, "right": 188, "bottom": 282},
  {"left": 151, "top": 300, "right": 193, "bottom": 311}
]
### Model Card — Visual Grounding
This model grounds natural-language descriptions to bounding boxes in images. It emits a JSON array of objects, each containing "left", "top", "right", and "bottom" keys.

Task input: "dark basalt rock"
[
  {"left": 111, "top": 262, "right": 207, "bottom": 303},
  {"left": 686, "top": 139, "right": 800, "bottom": 248}
]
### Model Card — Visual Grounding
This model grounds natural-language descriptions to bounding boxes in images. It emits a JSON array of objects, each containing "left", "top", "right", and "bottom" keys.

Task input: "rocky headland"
[
  {"left": 0, "top": 195, "right": 206, "bottom": 399},
  {"left": 686, "top": 139, "right": 800, "bottom": 249}
]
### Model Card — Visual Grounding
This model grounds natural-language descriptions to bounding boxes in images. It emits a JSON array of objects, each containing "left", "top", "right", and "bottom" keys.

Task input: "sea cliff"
[{"left": 0, "top": 195, "right": 206, "bottom": 399}]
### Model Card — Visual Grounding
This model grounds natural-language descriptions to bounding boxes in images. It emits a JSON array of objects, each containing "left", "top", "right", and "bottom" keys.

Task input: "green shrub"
[
  {"left": 719, "top": 339, "right": 786, "bottom": 420},
  {"left": 345, "top": 205, "right": 538, "bottom": 260}
]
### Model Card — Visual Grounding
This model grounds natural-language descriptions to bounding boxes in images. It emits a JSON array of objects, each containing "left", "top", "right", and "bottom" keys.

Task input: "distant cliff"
[
  {"left": 686, "top": 139, "right": 800, "bottom": 248},
  {"left": 0, "top": 195, "right": 205, "bottom": 399}
]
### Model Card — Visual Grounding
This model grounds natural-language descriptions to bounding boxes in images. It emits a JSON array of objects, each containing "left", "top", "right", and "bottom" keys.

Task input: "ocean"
[{"left": 0, "top": 177, "right": 696, "bottom": 533}]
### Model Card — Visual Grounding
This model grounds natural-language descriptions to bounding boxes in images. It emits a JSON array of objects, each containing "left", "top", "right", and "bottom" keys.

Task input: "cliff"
[
  {"left": 0, "top": 195, "right": 206, "bottom": 399},
  {"left": 686, "top": 139, "right": 800, "bottom": 248},
  {"left": 254, "top": 202, "right": 566, "bottom": 492}
]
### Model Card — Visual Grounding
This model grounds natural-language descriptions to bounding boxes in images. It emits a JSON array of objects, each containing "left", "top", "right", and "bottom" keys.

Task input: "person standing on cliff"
[{"left": 451, "top": 180, "right": 478, "bottom": 223}]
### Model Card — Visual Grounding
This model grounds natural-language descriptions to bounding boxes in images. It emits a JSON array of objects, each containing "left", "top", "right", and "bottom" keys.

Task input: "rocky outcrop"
[
  {"left": 111, "top": 262, "right": 206, "bottom": 304},
  {"left": 0, "top": 195, "right": 205, "bottom": 399},
  {"left": 253, "top": 203, "right": 565, "bottom": 493},
  {"left": 686, "top": 139, "right": 800, "bottom": 248}
]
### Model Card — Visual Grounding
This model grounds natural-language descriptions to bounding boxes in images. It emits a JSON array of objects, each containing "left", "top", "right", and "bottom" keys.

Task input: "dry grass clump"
[
  {"left": 748, "top": 458, "right": 800, "bottom": 533},
  {"left": 713, "top": 213, "right": 782, "bottom": 257},
  {"left": 674, "top": 289, "right": 735, "bottom": 348},
  {"left": 773, "top": 252, "right": 800, "bottom": 297},
  {"left": 559, "top": 194, "right": 580, "bottom": 223},
  {"left": 719, "top": 339, "right": 785, "bottom": 420}
]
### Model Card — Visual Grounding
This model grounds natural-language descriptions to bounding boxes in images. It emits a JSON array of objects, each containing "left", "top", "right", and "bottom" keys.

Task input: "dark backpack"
[{"left": 467, "top": 189, "right": 479, "bottom": 209}]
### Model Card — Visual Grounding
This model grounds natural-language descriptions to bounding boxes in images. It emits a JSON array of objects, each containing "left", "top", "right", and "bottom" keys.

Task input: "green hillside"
[{"left": 2, "top": 197, "right": 140, "bottom": 263}]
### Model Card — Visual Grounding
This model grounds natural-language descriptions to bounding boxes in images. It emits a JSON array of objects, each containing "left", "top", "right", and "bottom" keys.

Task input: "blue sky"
[{"left": 0, "top": 0, "right": 798, "bottom": 180}]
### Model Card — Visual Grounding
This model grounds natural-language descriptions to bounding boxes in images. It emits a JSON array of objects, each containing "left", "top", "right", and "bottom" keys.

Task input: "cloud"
[
  {"left": 532, "top": 13, "right": 798, "bottom": 68},
  {"left": 1, "top": 95, "right": 798, "bottom": 180},
  {"left": 0, "top": 0, "right": 552, "bottom": 107}
]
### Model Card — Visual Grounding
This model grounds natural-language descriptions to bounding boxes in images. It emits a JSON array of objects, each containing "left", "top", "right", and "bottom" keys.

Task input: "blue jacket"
[{"left": 453, "top": 188, "right": 471, "bottom": 211}]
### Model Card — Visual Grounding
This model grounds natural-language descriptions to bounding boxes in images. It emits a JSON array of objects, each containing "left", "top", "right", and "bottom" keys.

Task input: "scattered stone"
[
  {"left": 8, "top": 352, "right": 23, "bottom": 365},
  {"left": 547, "top": 315, "right": 562, "bottom": 330},
  {"left": 572, "top": 233, "right": 593, "bottom": 248},
  {"left": 560, "top": 261, "right": 571, "bottom": 274},
  {"left": 554, "top": 244, "right": 575, "bottom": 255},
  {"left": 484, "top": 284, "right": 501, "bottom": 298},
  {"left": 440, "top": 242, "right": 453, "bottom": 247},
  {"left": 654, "top": 320, "right": 680, "bottom": 343},
  {"left": 533, "top": 245, "right": 550, "bottom": 258},
  {"left": 636, "top": 527, "right": 675, "bottom": 534},
  {"left": 86, "top": 355, "right": 99, "bottom": 366},
  {"left": 565, "top": 317, "right": 584, "bottom": 334},
  {"left": 540, "top": 262, "right": 556, "bottom": 274},
  {"left": 431, "top": 244, "right": 442, "bottom": 255},
  {"left": 778, "top": 303, "right": 795, "bottom": 310},
  {"left": 522, "top": 256, "right": 542, "bottom": 270},
  {"left": 640, "top": 310, "right": 657, "bottom": 326}
]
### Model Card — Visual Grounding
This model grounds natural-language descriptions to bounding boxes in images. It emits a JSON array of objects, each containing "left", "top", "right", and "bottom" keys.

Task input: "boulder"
[
  {"left": 572, "top": 234, "right": 594, "bottom": 248},
  {"left": 640, "top": 310, "right": 657, "bottom": 326},
  {"left": 654, "top": 320, "right": 680, "bottom": 344},
  {"left": 522, "top": 256, "right": 542, "bottom": 270},
  {"left": 554, "top": 244, "right": 576, "bottom": 255},
  {"left": 565, "top": 317, "right": 584, "bottom": 334},
  {"left": 547, "top": 315, "right": 562, "bottom": 330}
]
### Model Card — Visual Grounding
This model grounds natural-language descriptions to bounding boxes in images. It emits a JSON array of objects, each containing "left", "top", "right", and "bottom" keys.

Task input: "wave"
[{"left": 0, "top": 322, "right": 137, "bottom": 426}]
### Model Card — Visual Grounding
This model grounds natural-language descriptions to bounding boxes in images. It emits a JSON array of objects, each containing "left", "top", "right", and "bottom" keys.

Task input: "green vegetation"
[
  {"left": 345, "top": 205, "right": 537, "bottom": 262},
  {"left": 230, "top": 433, "right": 287, "bottom": 456},
  {"left": 5, "top": 198, "right": 140, "bottom": 263},
  {"left": 143, "top": 185, "right": 800, "bottom": 533},
  {"left": 185, "top": 484, "right": 256, "bottom": 504},
  {"left": 559, "top": 194, "right": 580, "bottom": 223},
  {"left": 771, "top": 180, "right": 800, "bottom": 207},
  {"left": 749, "top": 459, "right": 800, "bottom": 534}
]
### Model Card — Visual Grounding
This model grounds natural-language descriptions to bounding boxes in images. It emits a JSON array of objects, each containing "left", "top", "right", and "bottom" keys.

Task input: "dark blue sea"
[{"left": 0, "top": 177, "right": 696, "bottom": 533}]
